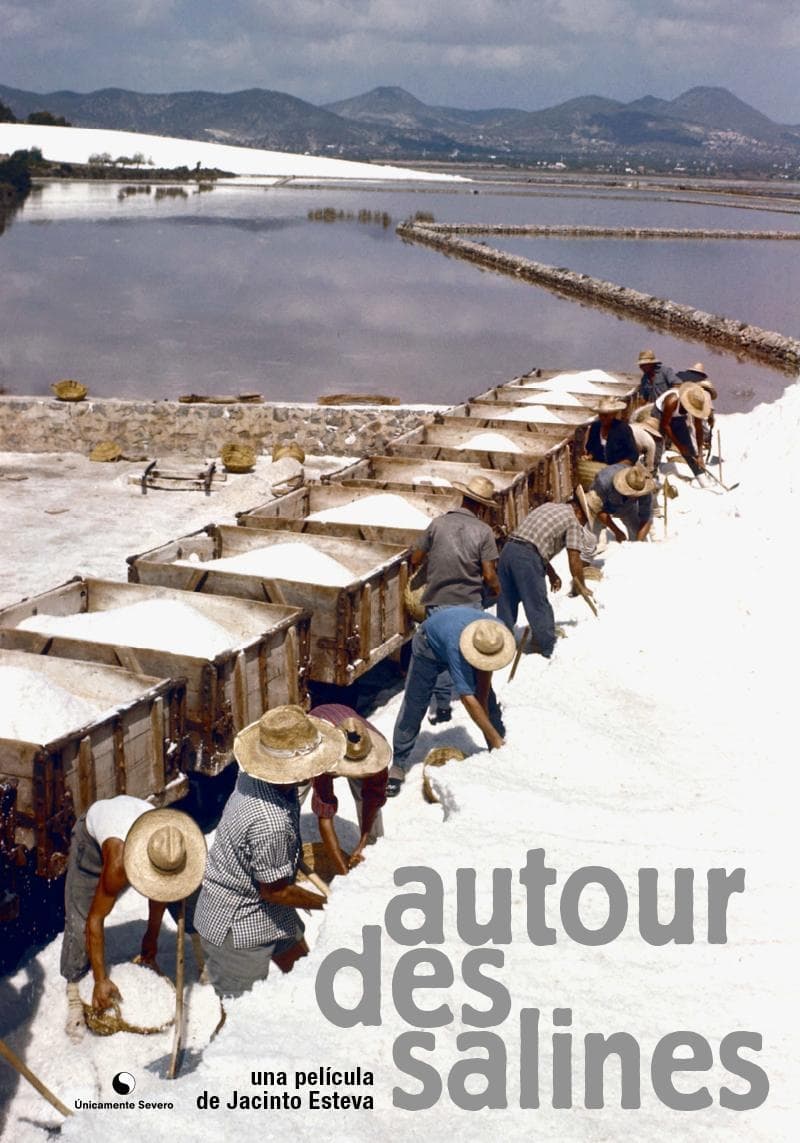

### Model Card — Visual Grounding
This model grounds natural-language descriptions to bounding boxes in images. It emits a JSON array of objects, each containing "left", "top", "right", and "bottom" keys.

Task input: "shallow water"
[{"left": 1, "top": 178, "right": 797, "bottom": 412}]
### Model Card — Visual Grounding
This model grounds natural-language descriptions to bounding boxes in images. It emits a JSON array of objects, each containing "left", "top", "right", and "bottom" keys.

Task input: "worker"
[
  {"left": 654, "top": 377, "right": 712, "bottom": 478},
  {"left": 496, "top": 494, "right": 596, "bottom": 658},
  {"left": 587, "top": 462, "right": 656, "bottom": 542},
  {"left": 636, "top": 349, "right": 679, "bottom": 403},
  {"left": 629, "top": 411, "right": 663, "bottom": 474},
  {"left": 584, "top": 397, "right": 639, "bottom": 465}
]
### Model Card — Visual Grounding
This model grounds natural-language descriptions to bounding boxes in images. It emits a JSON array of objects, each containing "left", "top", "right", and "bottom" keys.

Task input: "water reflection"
[{"left": 0, "top": 179, "right": 796, "bottom": 412}]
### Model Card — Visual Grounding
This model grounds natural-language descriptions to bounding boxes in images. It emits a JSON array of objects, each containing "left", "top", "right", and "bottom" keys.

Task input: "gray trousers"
[
  {"left": 199, "top": 919, "right": 304, "bottom": 999},
  {"left": 60, "top": 815, "right": 103, "bottom": 983}
]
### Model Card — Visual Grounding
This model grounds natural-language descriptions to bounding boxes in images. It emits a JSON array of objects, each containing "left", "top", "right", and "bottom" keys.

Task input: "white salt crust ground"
[
  {"left": 306, "top": 492, "right": 434, "bottom": 528},
  {"left": 1, "top": 389, "right": 800, "bottom": 1141}
]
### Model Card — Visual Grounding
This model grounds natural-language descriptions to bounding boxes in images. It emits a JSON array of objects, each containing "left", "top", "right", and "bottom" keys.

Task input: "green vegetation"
[{"left": 307, "top": 207, "right": 393, "bottom": 228}]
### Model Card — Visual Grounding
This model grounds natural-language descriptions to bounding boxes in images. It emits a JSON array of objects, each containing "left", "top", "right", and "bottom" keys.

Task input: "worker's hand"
[
  {"left": 575, "top": 579, "right": 594, "bottom": 600},
  {"left": 347, "top": 850, "right": 365, "bottom": 870},
  {"left": 92, "top": 977, "right": 121, "bottom": 1012},
  {"left": 139, "top": 931, "right": 160, "bottom": 963},
  {"left": 547, "top": 573, "right": 562, "bottom": 593}
]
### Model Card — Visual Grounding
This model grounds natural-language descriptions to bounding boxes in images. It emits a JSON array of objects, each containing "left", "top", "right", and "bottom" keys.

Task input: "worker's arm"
[
  {"left": 544, "top": 560, "right": 562, "bottom": 594},
  {"left": 138, "top": 900, "right": 167, "bottom": 970},
  {"left": 597, "top": 509, "right": 626, "bottom": 543},
  {"left": 567, "top": 548, "right": 590, "bottom": 592},
  {"left": 258, "top": 877, "right": 326, "bottom": 910},
  {"left": 86, "top": 839, "right": 127, "bottom": 1011},
  {"left": 317, "top": 817, "right": 350, "bottom": 877},
  {"left": 461, "top": 690, "right": 504, "bottom": 751},
  {"left": 481, "top": 558, "right": 501, "bottom": 597},
  {"left": 410, "top": 547, "right": 426, "bottom": 570},
  {"left": 660, "top": 394, "right": 681, "bottom": 449},
  {"left": 692, "top": 416, "right": 706, "bottom": 470}
]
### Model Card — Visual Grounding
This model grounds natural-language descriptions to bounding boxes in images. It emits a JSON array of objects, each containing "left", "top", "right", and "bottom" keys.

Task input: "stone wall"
[
  {"left": 398, "top": 222, "right": 800, "bottom": 375},
  {"left": 0, "top": 396, "right": 440, "bottom": 456}
]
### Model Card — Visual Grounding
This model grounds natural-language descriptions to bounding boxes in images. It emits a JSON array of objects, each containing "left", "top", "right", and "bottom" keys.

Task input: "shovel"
[
  {"left": 0, "top": 1037, "right": 72, "bottom": 1118},
  {"left": 167, "top": 899, "right": 186, "bottom": 1080},
  {"left": 508, "top": 626, "right": 530, "bottom": 681},
  {"left": 572, "top": 578, "right": 598, "bottom": 617}
]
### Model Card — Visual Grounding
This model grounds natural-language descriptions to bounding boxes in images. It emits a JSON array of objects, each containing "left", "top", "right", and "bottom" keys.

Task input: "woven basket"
[
  {"left": 89, "top": 440, "right": 123, "bottom": 463},
  {"left": 576, "top": 458, "right": 606, "bottom": 490},
  {"left": 51, "top": 379, "right": 88, "bottom": 402},
  {"left": 220, "top": 443, "right": 256, "bottom": 473},
  {"left": 422, "top": 746, "right": 466, "bottom": 804},
  {"left": 82, "top": 994, "right": 174, "bottom": 1037},
  {"left": 272, "top": 442, "right": 305, "bottom": 464}
]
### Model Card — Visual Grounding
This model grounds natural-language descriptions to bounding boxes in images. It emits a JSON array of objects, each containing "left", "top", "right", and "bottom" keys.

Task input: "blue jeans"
[
  {"left": 392, "top": 626, "right": 504, "bottom": 772},
  {"left": 496, "top": 539, "right": 555, "bottom": 658}
]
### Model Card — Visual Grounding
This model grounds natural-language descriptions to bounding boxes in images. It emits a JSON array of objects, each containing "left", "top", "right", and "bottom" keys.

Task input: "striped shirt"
[
  {"left": 194, "top": 773, "right": 300, "bottom": 949},
  {"left": 510, "top": 503, "right": 594, "bottom": 564}
]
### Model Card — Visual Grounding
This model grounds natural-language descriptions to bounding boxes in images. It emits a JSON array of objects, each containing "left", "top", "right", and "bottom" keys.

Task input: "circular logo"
[{"left": 112, "top": 1072, "right": 136, "bottom": 1096}]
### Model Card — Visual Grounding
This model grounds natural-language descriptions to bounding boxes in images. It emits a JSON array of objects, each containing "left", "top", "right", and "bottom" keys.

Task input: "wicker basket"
[
  {"left": 272, "top": 442, "right": 305, "bottom": 464},
  {"left": 576, "top": 458, "right": 606, "bottom": 490},
  {"left": 89, "top": 440, "right": 123, "bottom": 463},
  {"left": 220, "top": 443, "right": 256, "bottom": 473},
  {"left": 82, "top": 994, "right": 174, "bottom": 1037},
  {"left": 51, "top": 379, "right": 88, "bottom": 402}
]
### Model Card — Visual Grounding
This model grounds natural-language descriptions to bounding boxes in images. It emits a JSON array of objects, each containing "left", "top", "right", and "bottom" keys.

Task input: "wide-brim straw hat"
[
  {"left": 459, "top": 618, "right": 516, "bottom": 671},
  {"left": 596, "top": 396, "right": 626, "bottom": 415},
  {"left": 699, "top": 379, "right": 718, "bottom": 400},
  {"left": 451, "top": 473, "right": 498, "bottom": 508},
  {"left": 612, "top": 464, "right": 656, "bottom": 498},
  {"left": 272, "top": 441, "right": 306, "bottom": 464},
  {"left": 637, "top": 349, "right": 658, "bottom": 366},
  {"left": 335, "top": 716, "right": 392, "bottom": 778},
  {"left": 234, "top": 705, "right": 344, "bottom": 783},
  {"left": 678, "top": 382, "right": 712, "bottom": 420},
  {"left": 575, "top": 484, "right": 595, "bottom": 527},
  {"left": 676, "top": 361, "right": 708, "bottom": 383},
  {"left": 124, "top": 809, "right": 207, "bottom": 903}
]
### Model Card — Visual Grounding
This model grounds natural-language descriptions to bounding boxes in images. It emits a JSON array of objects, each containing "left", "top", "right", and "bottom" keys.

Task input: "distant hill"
[{"left": 2, "top": 81, "right": 799, "bottom": 169}]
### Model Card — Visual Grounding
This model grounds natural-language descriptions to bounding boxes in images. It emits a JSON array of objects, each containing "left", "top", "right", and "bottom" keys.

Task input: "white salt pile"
[
  {"left": 520, "top": 369, "right": 625, "bottom": 396},
  {"left": 175, "top": 542, "right": 356, "bottom": 587},
  {"left": 78, "top": 961, "right": 175, "bottom": 1029},
  {"left": 414, "top": 475, "right": 453, "bottom": 487},
  {"left": 457, "top": 431, "right": 523, "bottom": 453},
  {"left": 496, "top": 405, "right": 567, "bottom": 423},
  {"left": 17, "top": 599, "right": 236, "bottom": 657},
  {"left": 306, "top": 493, "right": 433, "bottom": 528},
  {"left": 520, "top": 390, "right": 586, "bottom": 407},
  {"left": 0, "top": 665, "right": 105, "bottom": 742}
]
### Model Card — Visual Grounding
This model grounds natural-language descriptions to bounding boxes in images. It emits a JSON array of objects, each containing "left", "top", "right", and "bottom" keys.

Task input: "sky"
[{"left": 1, "top": 0, "right": 799, "bottom": 123}]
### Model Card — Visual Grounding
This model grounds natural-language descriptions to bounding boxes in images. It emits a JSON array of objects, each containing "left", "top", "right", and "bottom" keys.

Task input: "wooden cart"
[
  {"left": 127, "top": 525, "right": 412, "bottom": 687},
  {"left": 0, "top": 578, "right": 311, "bottom": 776},
  {"left": 0, "top": 647, "right": 188, "bottom": 879}
]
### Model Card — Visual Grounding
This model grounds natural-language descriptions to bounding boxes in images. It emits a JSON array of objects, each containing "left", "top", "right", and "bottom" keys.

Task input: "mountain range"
[{"left": 2, "top": 82, "right": 799, "bottom": 169}]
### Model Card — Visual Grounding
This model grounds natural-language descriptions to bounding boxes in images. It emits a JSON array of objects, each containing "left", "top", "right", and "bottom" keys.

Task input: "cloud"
[{"left": 0, "top": 0, "right": 798, "bottom": 120}]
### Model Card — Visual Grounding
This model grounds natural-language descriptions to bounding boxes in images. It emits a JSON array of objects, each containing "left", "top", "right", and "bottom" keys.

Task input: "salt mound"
[
  {"left": 498, "top": 406, "right": 567, "bottom": 424},
  {"left": 415, "top": 475, "right": 453, "bottom": 487},
  {"left": 0, "top": 665, "right": 104, "bottom": 741},
  {"left": 177, "top": 542, "right": 355, "bottom": 586},
  {"left": 17, "top": 598, "right": 235, "bottom": 657},
  {"left": 78, "top": 961, "right": 175, "bottom": 1029},
  {"left": 458, "top": 432, "right": 523, "bottom": 453},
  {"left": 307, "top": 493, "right": 433, "bottom": 528},
  {"left": 520, "top": 390, "right": 585, "bottom": 407}
]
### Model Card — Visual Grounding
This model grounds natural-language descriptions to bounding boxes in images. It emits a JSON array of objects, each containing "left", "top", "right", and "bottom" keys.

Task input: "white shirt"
[{"left": 85, "top": 795, "right": 152, "bottom": 848}]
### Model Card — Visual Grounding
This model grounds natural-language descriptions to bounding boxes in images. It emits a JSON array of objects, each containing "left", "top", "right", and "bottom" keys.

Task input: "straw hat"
[
  {"left": 637, "top": 349, "right": 658, "bottom": 366},
  {"left": 459, "top": 618, "right": 516, "bottom": 671},
  {"left": 336, "top": 716, "right": 392, "bottom": 778},
  {"left": 676, "top": 362, "right": 708, "bottom": 383},
  {"left": 612, "top": 464, "right": 655, "bottom": 498},
  {"left": 89, "top": 441, "right": 123, "bottom": 462},
  {"left": 678, "top": 382, "right": 712, "bottom": 420},
  {"left": 451, "top": 473, "right": 498, "bottom": 507},
  {"left": 575, "top": 484, "right": 595, "bottom": 526},
  {"left": 585, "top": 490, "right": 603, "bottom": 518},
  {"left": 596, "top": 396, "right": 626, "bottom": 415},
  {"left": 699, "top": 378, "right": 718, "bottom": 400},
  {"left": 123, "top": 809, "right": 207, "bottom": 903},
  {"left": 234, "top": 705, "right": 344, "bottom": 783},
  {"left": 51, "top": 379, "right": 88, "bottom": 401}
]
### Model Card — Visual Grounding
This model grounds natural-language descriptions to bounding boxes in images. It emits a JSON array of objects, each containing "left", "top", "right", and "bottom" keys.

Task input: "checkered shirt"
[
  {"left": 194, "top": 773, "right": 301, "bottom": 949},
  {"left": 510, "top": 502, "right": 590, "bottom": 564}
]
